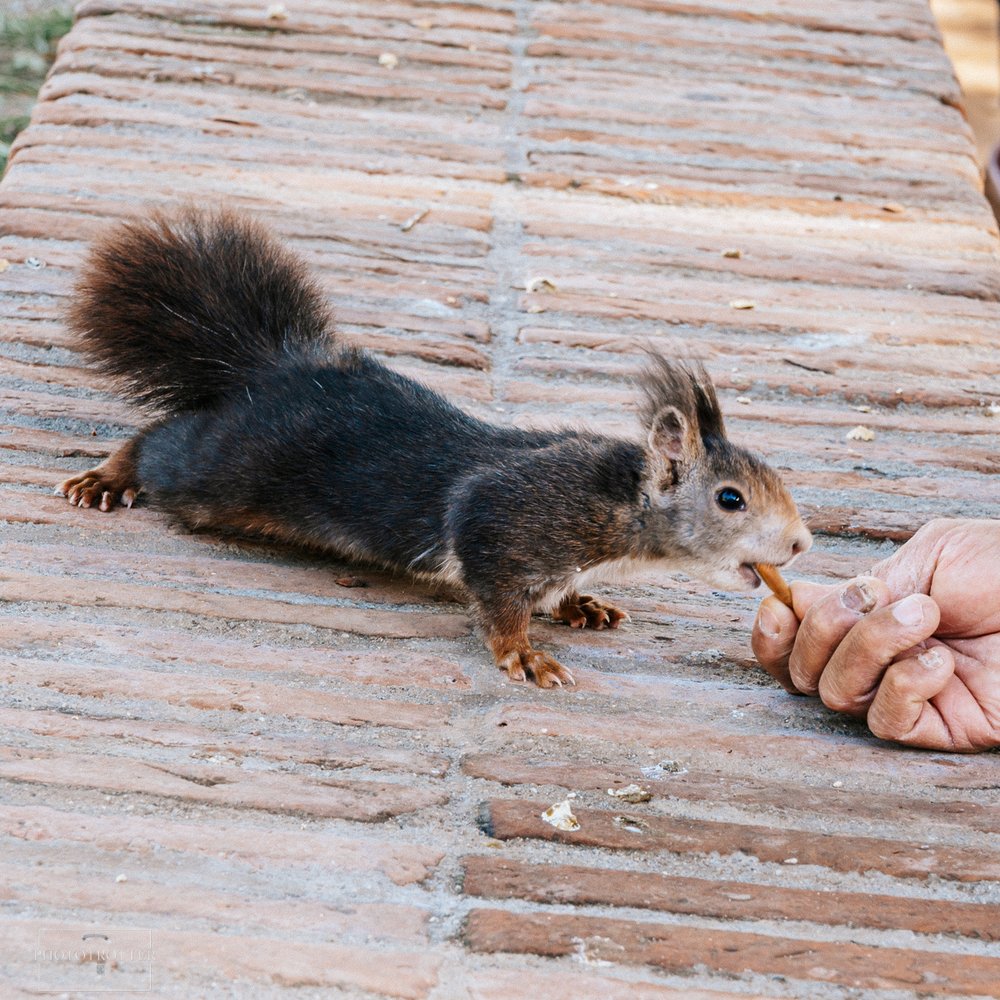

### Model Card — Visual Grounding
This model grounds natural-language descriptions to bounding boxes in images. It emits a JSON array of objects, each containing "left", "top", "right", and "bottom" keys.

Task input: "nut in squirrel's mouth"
[{"left": 739, "top": 563, "right": 762, "bottom": 588}]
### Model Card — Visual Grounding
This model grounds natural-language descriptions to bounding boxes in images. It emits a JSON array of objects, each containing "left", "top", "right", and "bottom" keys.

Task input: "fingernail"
[
  {"left": 841, "top": 580, "right": 877, "bottom": 615},
  {"left": 892, "top": 594, "right": 925, "bottom": 627},
  {"left": 757, "top": 604, "right": 781, "bottom": 639},
  {"left": 918, "top": 647, "right": 945, "bottom": 670}
]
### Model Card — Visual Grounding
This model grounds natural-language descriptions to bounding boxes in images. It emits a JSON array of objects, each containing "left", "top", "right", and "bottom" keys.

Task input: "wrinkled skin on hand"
[{"left": 751, "top": 519, "right": 1000, "bottom": 752}]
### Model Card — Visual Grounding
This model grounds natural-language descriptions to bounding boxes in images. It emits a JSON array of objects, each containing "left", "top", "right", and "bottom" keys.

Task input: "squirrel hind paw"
[
  {"left": 57, "top": 470, "right": 139, "bottom": 513},
  {"left": 499, "top": 649, "right": 576, "bottom": 688}
]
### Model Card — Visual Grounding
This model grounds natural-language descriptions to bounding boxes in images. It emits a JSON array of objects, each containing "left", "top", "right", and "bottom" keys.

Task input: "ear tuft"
[{"left": 637, "top": 352, "right": 726, "bottom": 445}]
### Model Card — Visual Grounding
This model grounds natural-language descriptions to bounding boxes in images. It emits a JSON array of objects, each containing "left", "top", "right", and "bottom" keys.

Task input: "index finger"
[{"left": 751, "top": 581, "right": 837, "bottom": 691}]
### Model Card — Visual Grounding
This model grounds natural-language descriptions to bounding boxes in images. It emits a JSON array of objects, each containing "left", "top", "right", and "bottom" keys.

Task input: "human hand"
[{"left": 751, "top": 519, "right": 1000, "bottom": 752}]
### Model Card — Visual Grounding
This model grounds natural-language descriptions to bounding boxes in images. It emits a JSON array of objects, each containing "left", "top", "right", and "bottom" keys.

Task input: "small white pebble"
[
  {"left": 735, "top": 396, "right": 751, "bottom": 405},
  {"left": 115, "top": 874, "right": 128, "bottom": 883},
  {"left": 832, "top": 780, "right": 843, "bottom": 788},
  {"left": 378, "top": 52, "right": 399, "bottom": 69},
  {"left": 783, "top": 857, "right": 798, "bottom": 865}
]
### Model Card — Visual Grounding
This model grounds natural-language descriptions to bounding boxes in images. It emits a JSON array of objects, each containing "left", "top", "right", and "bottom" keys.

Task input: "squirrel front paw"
[
  {"left": 498, "top": 648, "right": 575, "bottom": 688},
  {"left": 56, "top": 468, "right": 138, "bottom": 512},
  {"left": 553, "top": 592, "right": 629, "bottom": 630}
]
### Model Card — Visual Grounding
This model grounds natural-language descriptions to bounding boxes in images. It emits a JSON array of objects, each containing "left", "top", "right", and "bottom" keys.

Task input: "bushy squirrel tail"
[{"left": 67, "top": 206, "right": 336, "bottom": 414}]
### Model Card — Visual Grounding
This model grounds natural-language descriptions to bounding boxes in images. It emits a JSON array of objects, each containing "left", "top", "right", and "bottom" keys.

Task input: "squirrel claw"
[
  {"left": 499, "top": 649, "right": 575, "bottom": 688},
  {"left": 58, "top": 469, "right": 139, "bottom": 513},
  {"left": 554, "top": 593, "right": 629, "bottom": 632}
]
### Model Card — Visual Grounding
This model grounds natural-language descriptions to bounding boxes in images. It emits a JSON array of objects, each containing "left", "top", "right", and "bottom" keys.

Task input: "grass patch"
[{"left": 0, "top": 5, "right": 73, "bottom": 172}]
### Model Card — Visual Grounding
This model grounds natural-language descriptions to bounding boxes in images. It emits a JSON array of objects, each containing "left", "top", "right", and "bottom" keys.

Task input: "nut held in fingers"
[{"left": 756, "top": 563, "right": 793, "bottom": 608}]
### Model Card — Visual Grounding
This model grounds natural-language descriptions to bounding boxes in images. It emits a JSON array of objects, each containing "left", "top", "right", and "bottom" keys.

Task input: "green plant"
[{"left": 0, "top": 6, "right": 72, "bottom": 172}]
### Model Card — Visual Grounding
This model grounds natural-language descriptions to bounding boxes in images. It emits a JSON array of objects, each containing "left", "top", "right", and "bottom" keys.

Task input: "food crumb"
[
  {"left": 541, "top": 798, "right": 580, "bottom": 832},
  {"left": 607, "top": 783, "right": 652, "bottom": 803},
  {"left": 846, "top": 425, "right": 875, "bottom": 442}
]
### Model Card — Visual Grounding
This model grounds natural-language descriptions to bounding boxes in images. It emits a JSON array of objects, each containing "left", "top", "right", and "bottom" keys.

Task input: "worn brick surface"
[
  {"left": 462, "top": 856, "right": 1000, "bottom": 940},
  {"left": 463, "top": 752, "right": 1000, "bottom": 832},
  {"left": 0, "top": 917, "right": 441, "bottom": 997},
  {"left": 480, "top": 798, "right": 999, "bottom": 881},
  {"left": 462, "top": 968, "right": 787, "bottom": 1000},
  {"left": 465, "top": 908, "right": 1000, "bottom": 997},
  {"left": 1, "top": 1, "right": 998, "bottom": 997},
  {"left": 0, "top": 802, "right": 443, "bottom": 885}
]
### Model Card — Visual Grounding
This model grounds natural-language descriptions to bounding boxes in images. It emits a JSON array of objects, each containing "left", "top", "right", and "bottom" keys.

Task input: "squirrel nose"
[{"left": 788, "top": 528, "right": 812, "bottom": 562}]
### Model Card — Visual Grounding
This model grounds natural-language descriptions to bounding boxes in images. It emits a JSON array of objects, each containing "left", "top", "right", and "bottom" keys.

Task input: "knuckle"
[
  {"left": 787, "top": 662, "right": 818, "bottom": 696},
  {"left": 867, "top": 713, "right": 901, "bottom": 741},
  {"left": 819, "top": 686, "right": 857, "bottom": 714}
]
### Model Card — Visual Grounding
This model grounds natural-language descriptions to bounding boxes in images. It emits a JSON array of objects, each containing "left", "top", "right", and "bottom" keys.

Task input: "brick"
[
  {"left": 462, "top": 967, "right": 784, "bottom": 1000},
  {"left": 0, "top": 353, "right": 97, "bottom": 389},
  {"left": 3, "top": 539, "right": 457, "bottom": 611},
  {"left": 462, "top": 856, "right": 1000, "bottom": 941},
  {"left": 0, "top": 804, "right": 442, "bottom": 885},
  {"left": 1, "top": 491, "right": 189, "bottom": 534},
  {"left": 0, "top": 859, "right": 428, "bottom": 942},
  {"left": 484, "top": 704, "right": 1000, "bottom": 791},
  {"left": 0, "top": 463, "right": 65, "bottom": 487},
  {"left": 0, "top": 567, "right": 468, "bottom": 640},
  {"left": 461, "top": 754, "right": 999, "bottom": 834},
  {"left": 464, "top": 909, "right": 1000, "bottom": 997},
  {"left": 1, "top": 656, "right": 449, "bottom": 731},
  {"left": 0, "top": 426, "right": 117, "bottom": 458},
  {"left": 0, "top": 706, "right": 450, "bottom": 777},
  {"left": 0, "top": 747, "right": 448, "bottom": 822},
  {"left": 0, "top": 386, "right": 134, "bottom": 424},
  {"left": 479, "top": 799, "right": 1000, "bottom": 882},
  {"left": 0, "top": 917, "right": 440, "bottom": 997},
  {"left": 0, "top": 617, "right": 471, "bottom": 692},
  {"left": 6, "top": 518, "right": 477, "bottom": 634}
]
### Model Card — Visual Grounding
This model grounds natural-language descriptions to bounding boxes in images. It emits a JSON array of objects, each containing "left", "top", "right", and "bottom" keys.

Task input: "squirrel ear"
[{"left": 647, "top": 405, "right": 702, "bottom": 466}]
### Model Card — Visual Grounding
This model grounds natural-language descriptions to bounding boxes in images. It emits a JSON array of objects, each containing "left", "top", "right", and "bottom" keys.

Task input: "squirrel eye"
[{"left": 716, "top": 487, "right": 746, "bottom": 512}]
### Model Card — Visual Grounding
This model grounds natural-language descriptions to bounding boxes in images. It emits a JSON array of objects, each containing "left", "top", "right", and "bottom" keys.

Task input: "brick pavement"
[{"left": 0, "top": 1, "right": 998, "bottom": 997}]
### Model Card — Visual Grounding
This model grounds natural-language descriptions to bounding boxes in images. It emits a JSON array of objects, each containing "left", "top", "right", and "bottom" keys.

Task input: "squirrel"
[{"left": 56, "top": 207, "right": 812, "bottom": 688}]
